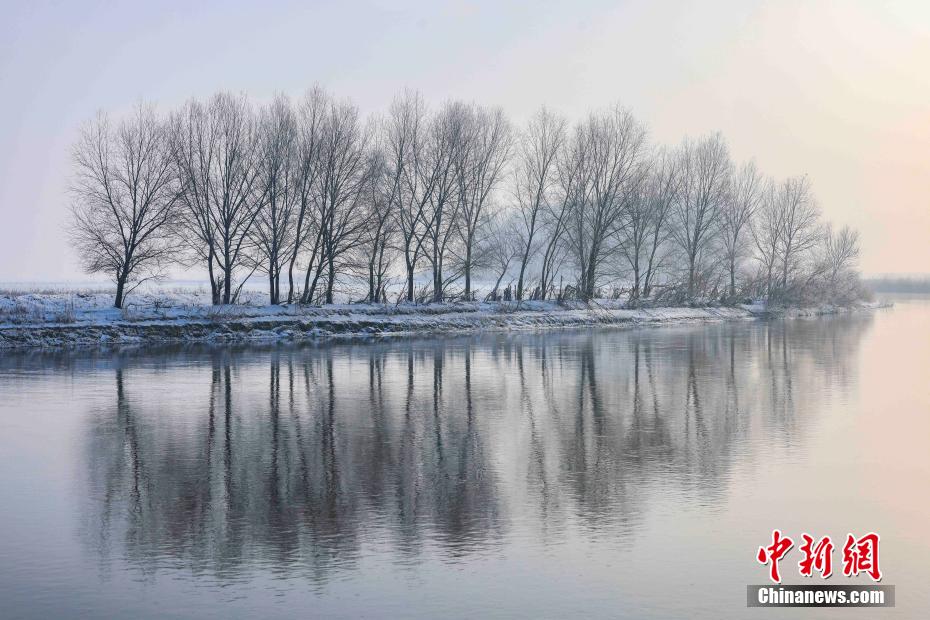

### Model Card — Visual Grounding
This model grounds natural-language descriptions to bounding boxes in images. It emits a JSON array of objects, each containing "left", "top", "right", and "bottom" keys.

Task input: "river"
[{"left": 0, "top": 297, "right": 927, "bottom": 618}]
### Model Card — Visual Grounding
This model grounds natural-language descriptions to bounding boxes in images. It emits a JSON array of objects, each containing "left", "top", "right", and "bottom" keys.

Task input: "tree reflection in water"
[{"left": 78, "top": 315, "right": 872, "bottom": 585}]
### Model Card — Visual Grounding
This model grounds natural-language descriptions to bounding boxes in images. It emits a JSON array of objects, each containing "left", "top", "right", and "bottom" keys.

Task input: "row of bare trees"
[{"left": 70, "top": 90, "right": 863, "bottom": 308}]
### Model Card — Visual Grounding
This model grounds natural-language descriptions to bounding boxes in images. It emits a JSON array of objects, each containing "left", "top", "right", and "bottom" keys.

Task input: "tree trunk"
[
  {"left": 517, "top": 217, "right": 538, "bottom": 301},
  {"left": 489, "top": 268, "right": 507, "bottom": 301},
  {"left": 325, "top": 259, "right": 335, "bottom": 304},
  {"left": 114, "top": 272, "right": 126, "bottom": 309},
  {"left": 464, "top": 245, "right": 472, "bottom": 300},
  {"left": 406, "top": 257, "right": 415, "bottom": 302},
  {"left": 582, "top": 250, "right": 597, "bottom": 301},
  {"left": 432, "top": 259, "right": 443, "bottom": 303},
  {"left": 687, "top": 257, "right": 696, "bottom": 299},
  {"left": 223, "top": 249, "right": 233, "bottom": 305},
  {"left": 781, "top": 255, "right": 789, "bottom": 290},
  {"left": 287, "top": 256, "right": 297, "bottom": 304},
  {"left": 301, "top": 261, "right": 314, "bottom": 304},
  {"left": 208, "top": 254, "right": 221, "bottom": 305},
  {"left": 729, "top": 257, "right": 736, "bottom": 299},
  {"left": 375, "top": 243, "right": 386, "bottom": 303},
  {"left": 368, "top": 260, "right": 376, "bottom": 302},
  {"left": 766, "top": 263, "right": 773, "bottom": 302},
  {"left": 631, "top": 255, "right": 641, "bottom": 300},
  {"left": 305, "top": 263, "right": 324, "bottom": 305}
]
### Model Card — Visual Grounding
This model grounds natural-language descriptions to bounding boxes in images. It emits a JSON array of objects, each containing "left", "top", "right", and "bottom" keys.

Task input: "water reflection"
[{"left": 75, "top": 316, "right": 872, "bottom": 585}]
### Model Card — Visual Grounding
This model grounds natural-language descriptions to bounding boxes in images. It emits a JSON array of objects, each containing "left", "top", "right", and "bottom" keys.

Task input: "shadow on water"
[{"left": 21, "top": 315, "right": 871, "bottom": 587}]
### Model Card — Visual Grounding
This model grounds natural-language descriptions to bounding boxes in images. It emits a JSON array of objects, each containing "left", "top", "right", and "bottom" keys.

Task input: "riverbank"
[{"left": 0, "top": 291, "right": 888, "bottom": 349}]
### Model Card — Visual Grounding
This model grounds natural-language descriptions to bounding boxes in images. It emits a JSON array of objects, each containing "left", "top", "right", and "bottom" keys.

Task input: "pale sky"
[{"left": 1, "top": 0, "right": 928, "bottom": 281}]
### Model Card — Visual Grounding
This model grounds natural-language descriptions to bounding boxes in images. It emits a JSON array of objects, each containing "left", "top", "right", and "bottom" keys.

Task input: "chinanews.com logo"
[{"left": 747, "top": 530, "right": 895, "bottom": 608}]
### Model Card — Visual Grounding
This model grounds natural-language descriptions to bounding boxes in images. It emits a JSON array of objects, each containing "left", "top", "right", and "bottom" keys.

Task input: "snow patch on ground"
[{"left": 0, "top": 289, "right": 889, "bottom": 350}]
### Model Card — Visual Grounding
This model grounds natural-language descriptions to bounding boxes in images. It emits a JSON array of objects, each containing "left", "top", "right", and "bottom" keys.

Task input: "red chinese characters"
[
  {"left": 757, "top": 530, "right": 883, "bottom": 582},
  {"left": 798, "top": 534, "right": 834, "bottom": 578},
  {"left": 842, "top": 532, "right": 882, "bottom": 581},
  {"left": 757, "top": 529, "right": 794, "bottom": 583}
]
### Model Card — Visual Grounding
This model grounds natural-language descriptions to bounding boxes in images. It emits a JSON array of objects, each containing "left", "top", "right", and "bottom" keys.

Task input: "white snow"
[{"left": 0, "top": 286, "right": 889, "bottom": 349}]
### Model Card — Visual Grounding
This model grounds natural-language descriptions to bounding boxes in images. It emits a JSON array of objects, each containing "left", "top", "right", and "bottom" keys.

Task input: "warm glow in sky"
[{"left": 1, "top": 0, "right": 928, "bottom": 280}]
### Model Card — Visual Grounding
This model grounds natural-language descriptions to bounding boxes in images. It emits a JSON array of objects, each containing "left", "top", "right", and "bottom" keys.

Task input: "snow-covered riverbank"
[{"left": 0, "top": 290, "right": 888, "bottom": 350}]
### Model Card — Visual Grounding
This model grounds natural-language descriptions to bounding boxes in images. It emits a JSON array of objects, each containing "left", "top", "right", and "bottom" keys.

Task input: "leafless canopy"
[
  {"left": 512, "top": 108, "right": 567, "bottom": 301},
  {"left": 671, "top": 133, "right": 731, "bottom": 299},
  {"left": 720, "top": 160, "right": 764, "bottom": 299},
  {"left": 70, "top": 105, "right": 182, "bottom": 308},
  {"left": 170, "top": 93, "right": 261, "bottom": 304},
  {"left": 561, "top": 105, "right": 648, "bottom": 300},
  {"left": 71, "top": 90, "right": 865, "bottom": 308}
]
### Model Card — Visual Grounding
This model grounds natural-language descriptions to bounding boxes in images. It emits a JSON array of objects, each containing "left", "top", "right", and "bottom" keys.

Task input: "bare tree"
[
  {"left": 171, "top": 92, "right": 262, "bottom": 305},
  {"left": 302, "top": 98, "right": 372, "bottom": 304},
  {"left": 456, "top": 104, "right": 512, "bottom": 300},
  {"left": 285, "top": 87, "right": 327, "bottom": 303},
  {"left": 672, "top": 133, "right": 731, "bottom": 299},
  {"left": 641, "top": 148, "right": 681, "bottom": 298},
  {"left": 423, "top": 101, "right": 467, "bottom": 302},
  {"left": 776, "top": 175, "right": 821, "bottom": 292},
  {"left": 482, "top": 210, "right": 521, "bottom": 301},
  {"left": 720, "top": 160, "right": 764, "bottom": 299},
  {"left": 251, "top": 95, "right": 298, "bottom": 304},
  {"left": 388, "top": 90, "right": 433, "bottom": 302},
  {"left": 813, "top": 223, "right": 862, "bottom": 303},
  {"left": 615, "top": 177, "right": 647, "bottom": 300},
  {"left": 169, "top": 100, "right": 220, "bottom": 302},
  {"left": 534, "top": 215, "right": 569, "bottom": 300},
  {"left": 562, "top": 105, "right": 648, "bottom": 300},
  {"left": 822, "top": 224, "right": 860, "bottom": 288},
  {"left": 751, "top": 181, "right": 782, "bottom": 300},
  {"left": 359, "top": 142, "right": 398, "bottom": 302},
  {"left": 616, "top": 154, "right": 680, "bottom": 301},
  {"left": 536, "top": 181, "right": 573, "bottom": 300},
  {"left": 70, "top": 105, "right": 181, "bottom": 308},
  {"left": 512, "top": 108, "right": 566, "bottom": 300}
]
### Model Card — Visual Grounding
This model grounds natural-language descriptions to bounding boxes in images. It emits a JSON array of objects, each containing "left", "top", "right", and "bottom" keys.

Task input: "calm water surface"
[{"left": 1, "top": 298, "right": 928, "bottom": 619}]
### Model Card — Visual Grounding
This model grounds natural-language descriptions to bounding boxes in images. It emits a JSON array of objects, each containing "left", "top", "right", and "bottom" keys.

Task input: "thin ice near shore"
[{"left": 0, "top": 292, "right": 887, "bottom": 350}]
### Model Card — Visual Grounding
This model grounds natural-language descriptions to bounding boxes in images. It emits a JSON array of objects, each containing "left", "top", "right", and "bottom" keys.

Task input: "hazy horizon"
[{"left": 1, "top": 0, "right": 928, "bottom": 281}]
